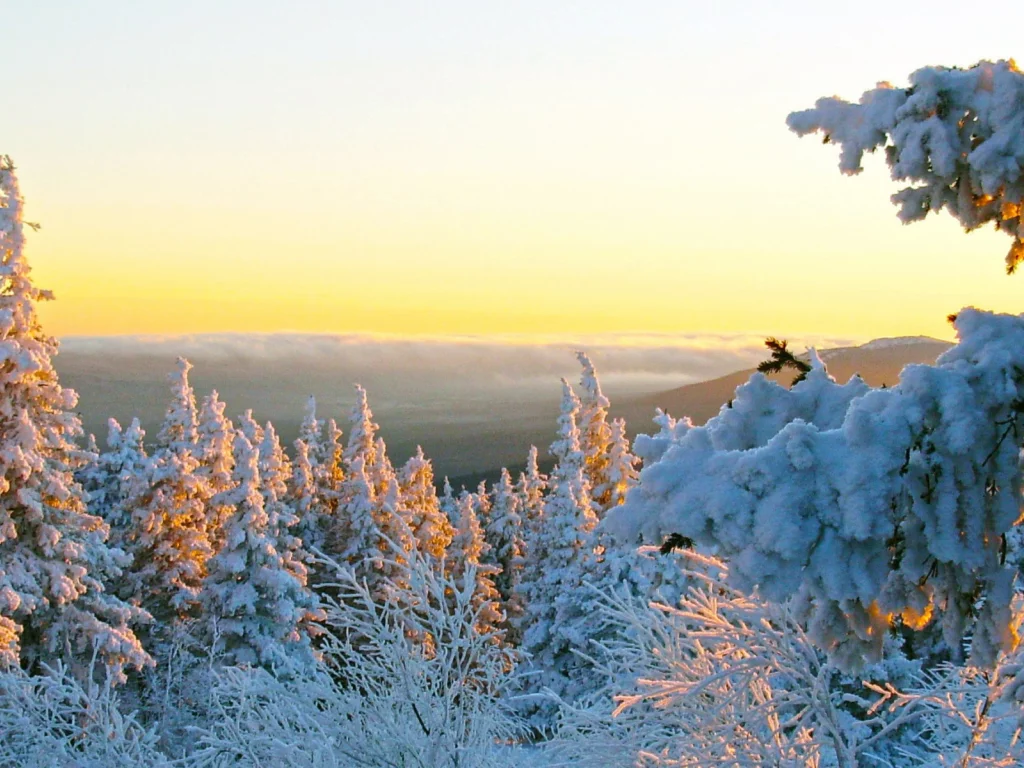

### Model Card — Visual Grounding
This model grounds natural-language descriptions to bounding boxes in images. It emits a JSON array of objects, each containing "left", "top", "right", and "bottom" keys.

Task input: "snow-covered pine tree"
[
  {"left": 296, "top": 395, "right": 324, "bottom": 467},
  {"left": 126, "top": 358, "right": 213, "bottom": 625},
  {"left": 344, "top": 385, "right": 378, "bottom": 474},
  {"left": 575, "top": 352, "right": 615, "bottom": 516},
  {"left": 604, "top": 417, "right": 638, "bottom": 510},
  {"left": 482, "top": 468, "right": 525, "bottom": 639},
  {"left": 88, "top": 418, "right": 150, "bottom": 552},
  {"left": 237, "top": 408, "right": 264, "bottom": 448},
  {"left": 605, "top": 314, "right": 1024, "bottom": 670},
  {"left": 319, "top": 417, "right": 345, "bottom": 509},
  {"left": 439, "top": 477, "right": 458, "bottom": 526},
  {"left": 447, "top": 493, "right": 504, "bottom": 639},
  {"left": 201, "top": 431, "right": 319, "bottom": 669},
  {"left": 196, "top": 390, "right": 235, "bottom": 553},
  {"left": 787, "top": 59, "right": 1024, "bottom": 274},
  {"left": 518, "top": 380, "right": 598, "bottom": 729},
  {"left": 0, "top": 157, "right": 149, "bottom": 677},
  {"left": 398, "top": 446, "right": 453, "bottom": 562}
]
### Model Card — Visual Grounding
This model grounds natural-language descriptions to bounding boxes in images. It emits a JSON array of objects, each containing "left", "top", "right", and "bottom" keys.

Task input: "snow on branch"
[
  {"left": 605, "top": 309, "right": 1024, "bottom": 670},
  {"left": 788, "top": 60, "right": 1024, "bottom": 272}
]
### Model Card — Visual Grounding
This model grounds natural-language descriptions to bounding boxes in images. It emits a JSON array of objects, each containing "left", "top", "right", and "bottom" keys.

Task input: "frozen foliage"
[
  {"left": 190, "top": 546, "right": 521, "bottom": 768},
  {"left": 201, "top": 432, "right": 319, "bottom": 669},
  {"left": 576, "top": 352, "right": 615, "bottom": 516},
  {"left": 126, "top": 359, "right": 213, "bottom": 623},
  {"left": 399, "top": 446, "right": 453, "bottom": 561},
  {"left": 0, "top": 158, "right": 149, "bottom": 677},
  {"left": 552, "top": 552, "right": 1024, "bottom": 768},
  {"left": 0, "top": 660, "right": 169, "bottom": 767},
  {"left": 196, "top": 390, "right": 234, "bottom": 552},
  {"left": 788, "top": 59, "right": 1024, "bottom": 273},
  {"left": 447, "top": 492, "right": 504, "bottom": 637},
  {"left": 83, "top": 418, "right": 150, "bottom": 549},
  {"left": 484, "top": 468, "right": 526, "bottom": 637},
  {"left": 518, "top": 380, "right": 599, "bottom": 730},
  {"left": 606, "top": 310, "right": 1024, "bottom": 669}
]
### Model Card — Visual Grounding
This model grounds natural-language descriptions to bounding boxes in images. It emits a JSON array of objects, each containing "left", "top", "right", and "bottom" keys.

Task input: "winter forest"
[{"left": 4, "top": 59, "right": 1024, "bottom": 767}]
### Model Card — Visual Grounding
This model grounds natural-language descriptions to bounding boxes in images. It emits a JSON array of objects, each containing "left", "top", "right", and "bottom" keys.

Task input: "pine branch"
[{"left": 757, "top": 337, "right": 812, "bottom": 385}]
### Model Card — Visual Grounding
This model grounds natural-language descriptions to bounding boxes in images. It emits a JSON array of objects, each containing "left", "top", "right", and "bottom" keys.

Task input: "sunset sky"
[{"left": 8, "top": 2, "right": 1023, "bottom": 343}]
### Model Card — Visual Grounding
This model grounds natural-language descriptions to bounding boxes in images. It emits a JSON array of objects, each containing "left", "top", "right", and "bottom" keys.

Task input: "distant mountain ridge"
[{"left": 626, "top": 336, "right": 953, "bottom": 428}]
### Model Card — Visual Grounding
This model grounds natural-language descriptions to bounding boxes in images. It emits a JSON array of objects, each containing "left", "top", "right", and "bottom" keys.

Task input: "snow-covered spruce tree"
[
  {"left": 788, "top": 59, "right": 1024, "bottom": 274},
  {"left": 483, "top": 467, "right": 526, "bottom": 639},
  {"left": 344, "top": 384, "right": 378, "bottom": 480},
  {"left": 201, "top": 431, "right": 319, "bottom": 669},
  {"left": 237, "top": 408, "right": 264, "bottom": 448},
  {"left": 0, "top": 158, "right": 149, "bottom": 677},
  {"left": 575, "top": 352, "right": 615, "bottom": 517},
  {"left": 126, "top": 357, "right": 213, "bottom": 625},
  {"left": 330, "top": 456, "right": 414, "bottom": 602},
  {"left": 518, "top": 380, "right": 598, "bottom": 730},
  {"left": 82, "top": 418, "right": 150, "bottom": 552},
  {"left": 439, "top": 476, "right": 458, "bottom": 524},
  {"left": 604, "top": 417, "right": 638, "bottom": 510},
  {"left": 399, "top": 446, "right": 453, "bottom": 563},
  {"left": 516, "top": 445, "right": 547, "bottom": 555},
  {"left": 606, "top": 316, "right": 1024, "bottom": 670},
  {"left": 447, "top": 492, "right": 504, "bottom": 639},
  {"left": 196, "top": 390, "right": 234, "bottom": 553}
]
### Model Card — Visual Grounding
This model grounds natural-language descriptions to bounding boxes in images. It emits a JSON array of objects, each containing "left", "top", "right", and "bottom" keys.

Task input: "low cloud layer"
[{"left": 59, "top": 331, "right": 865, "bottom": 393}]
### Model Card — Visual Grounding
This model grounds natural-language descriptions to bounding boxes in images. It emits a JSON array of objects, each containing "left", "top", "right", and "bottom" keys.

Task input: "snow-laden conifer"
[
  {"left": 237, "top": 408, "right": 264, "bottom": 447},
  {"left": 516, "top": 443, "right": 547, "bottom": 547},
  {"left": 447, "top": 493, "right": 504, "bottom": 638},
  {"left": 575, "top": 352, "right": 615, "bottom": 516},
  {"left": 126, "top": 359, "right": 213, "bottom": 624},
  {"left": 344, "top": 384, "right": 377, "bottom": 471},
  {"left": 399, "top": 446, "right": 453, "bottom": 561},
  {"left": 296, "top": 395, "right": 324, "bottom": 467},
  {"left": 518, "top": 380, "right": 598, "bottom": 729},
  {"left": 483, "top": 468, "right": 525, "bottom": 637},
  {"left": 196, "top": 390, "right": 234, "bottom": 553},
  {"left": 201, "top": 431, "right": 319, "bottom": 669},
  {"left": 788, "top": 59, "right": 1024, "bottom": 273},
  {"left": 82, "top": 418, "right": 150, "bottom": 552},
  {"left": 604, "top": 417, "right": 638, "bottom": 510},
  {"left": 0, "top": 158, "right": 149, "bottom": 676},
  {"left": 606, "top": 312, "right": 1024, "bottom": 669}
]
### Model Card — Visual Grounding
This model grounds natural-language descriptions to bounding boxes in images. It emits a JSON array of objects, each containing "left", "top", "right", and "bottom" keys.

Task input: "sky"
[{"left": 7, "top": 1, "right": 1024, "bottom": 343}]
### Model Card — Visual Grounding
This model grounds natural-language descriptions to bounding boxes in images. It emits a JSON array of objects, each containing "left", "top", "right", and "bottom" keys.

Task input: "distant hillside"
[{"left": 628, "top": 336, "right": 953, "bottom": 427}]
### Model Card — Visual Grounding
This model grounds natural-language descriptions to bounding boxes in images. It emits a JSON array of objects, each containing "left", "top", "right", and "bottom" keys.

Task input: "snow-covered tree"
[
  {"left": 0, "top": 157, "right": 149, "bottom": 677},
  {"left": 82, "top": 418, "right": 150, "bottom": 551},
  {"left": 517, "top": 445, "right": 547, "bottom": 548},
  {"left": 237, "top": 408, "right": 264, "bottom": 448},
  {"left": 126, "top": 358, "right": 213, "bottom": 625},
  {"left": 344, "top": 384, "right": 378, "bottom": 474},
  {"left": 518, "top": 380, "right": 598, "bottom": 729},
  {"left": 447, "top": 493, "right": 504, "bottom": 638},
  {"left": 604, "top": 417, "right": 638, "bottom": 511},
  {"left": 788, "top": 59, "right": 1024, "bottom": 273},
  {"left": 439, "top": 476, "right": 458, "bottom": 524},
  {"left": 483, "top": 468, "right": 525, "bottom": 637},
  {"left": 201, "top": 431, "right": 319, "bottom": 669},
  {"left": 196, "top": 390, "right": 234, "bottom": 553},
  {"left": 575, "top": 352, "right": 615, "bottom": 516},
  {"left": 606, "top": 315, "right": 1024, "bottom": 670},
  {"left": 399, "top": 446, "right": 453, "bottom": 562},
  {"left": 296, "top": 395, "right": 324, "bottom": 467}
]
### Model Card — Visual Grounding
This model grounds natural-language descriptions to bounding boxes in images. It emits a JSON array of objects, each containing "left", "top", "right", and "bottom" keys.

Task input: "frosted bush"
[
  {"left": 190, "top": 544, "right": 522, "bottom": 768},
  {"left": 0, "top": 660, "right": 168, "bottom": 767}
]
